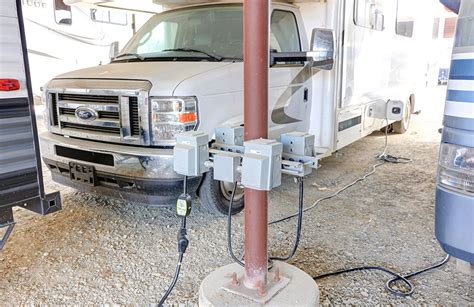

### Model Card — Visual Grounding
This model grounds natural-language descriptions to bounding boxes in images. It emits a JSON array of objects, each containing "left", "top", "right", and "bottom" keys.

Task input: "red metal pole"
[{"left": 243, "top": 0, "right": 269, "bottom": 289}]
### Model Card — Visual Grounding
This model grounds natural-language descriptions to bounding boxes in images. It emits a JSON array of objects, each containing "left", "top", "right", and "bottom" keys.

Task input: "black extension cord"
[
  {"left": 226, "top": 125, "right": 450, "bottom": 297},
  {"left": 226, "top": 177, "right": 305, "bottom": 267},
  {"left": 313, "top": 254, "right": 451, "bottom": 297},
  {"left": 158, "top": 177, "right": 190, "bottom": 306}
]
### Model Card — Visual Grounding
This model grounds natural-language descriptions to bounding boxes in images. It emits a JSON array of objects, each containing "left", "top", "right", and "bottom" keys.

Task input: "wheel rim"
[
  {"left": 402, "top": 100, "right": 412, "bottom": 130},
  {"left": 220, "top": 181, "right": 245, "bottom": 203}
]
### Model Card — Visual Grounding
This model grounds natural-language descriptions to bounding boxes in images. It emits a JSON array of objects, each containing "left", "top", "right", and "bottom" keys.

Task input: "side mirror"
[
  {"left": 309, "top": 28, "right": 334, "bottom": 70},
  {"left": 109, "top": 41, "right": 119, "bottom": 60},
  {"left": 269, "top": 28, "right": 334, "bottom": 70}
]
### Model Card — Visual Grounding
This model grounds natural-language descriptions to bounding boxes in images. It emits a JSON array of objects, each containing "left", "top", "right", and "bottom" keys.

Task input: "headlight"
[
  {"left": 151, "top": 97, "right": 198, "bottom": 145},
  {"left": 437, "top": 142, "right": 474, "bottom": 194}
]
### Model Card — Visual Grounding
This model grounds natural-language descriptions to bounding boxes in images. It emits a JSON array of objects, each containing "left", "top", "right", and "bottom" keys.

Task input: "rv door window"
[
  {"left": 54, "top": 0, "right": 72, "bottom": 25},
  {"left": 354, "top": 0, "right": 385, "bottom": 31},
  {"left": 91, "top": 8, "right": 128, "bottom": 26},
  {"left": 395, "top": 0, "right": 414, "bottom": 37}
]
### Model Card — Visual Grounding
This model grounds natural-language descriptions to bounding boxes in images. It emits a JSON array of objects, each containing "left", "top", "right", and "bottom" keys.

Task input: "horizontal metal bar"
[
  {"left": 59, "top": 128, "right": 123, "bottom": 141},
  {"left": 59, "top": 115, "right": 120, "bottom": 128},
  {"left": 270, "top": 51, "right": 333, "bottom": 68},
  {"left": 49, "top": 87, "right": 140, "bottom": 96},
  {"left": 58, "top": 101, "right": 120, "bottom": 112}
]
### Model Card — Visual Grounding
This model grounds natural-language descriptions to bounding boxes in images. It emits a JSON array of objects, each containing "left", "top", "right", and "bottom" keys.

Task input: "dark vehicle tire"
[
  {"left": 199, "top": 169, "right": 245, "bottom": 215},
  {"left": 392, "top": 98, "right": 412, "bottom": 134}
]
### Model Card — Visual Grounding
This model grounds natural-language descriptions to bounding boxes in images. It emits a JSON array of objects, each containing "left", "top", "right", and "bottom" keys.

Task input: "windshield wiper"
[
  {"left": 113, "top": 53, "right": 144, "bottom": 61},
  {"left": 161, "top": 48, "right": 223, "bottom": 61}
]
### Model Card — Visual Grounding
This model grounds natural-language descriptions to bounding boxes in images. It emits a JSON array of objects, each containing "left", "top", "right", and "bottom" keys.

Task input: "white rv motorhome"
[
  {"left": 20, "top": 0, "right": 155, "bottom": 100},
  {"left": 39, "top": 0, "right": 431, "bottom": 215}
]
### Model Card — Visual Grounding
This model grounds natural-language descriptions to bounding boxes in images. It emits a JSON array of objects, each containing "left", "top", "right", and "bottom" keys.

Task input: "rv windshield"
[{"left": 117, "top": 5, "right": 243, "bottom": 61}]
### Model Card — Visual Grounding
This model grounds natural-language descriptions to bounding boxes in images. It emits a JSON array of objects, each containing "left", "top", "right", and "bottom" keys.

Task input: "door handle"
[{"left": 303, "top": 88, "right": 309, "bottom": 102}]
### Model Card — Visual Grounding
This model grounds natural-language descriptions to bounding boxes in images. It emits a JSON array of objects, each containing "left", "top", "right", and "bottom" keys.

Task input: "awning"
[{"left": 439, "top": 0, "right": 461, "bottom": 14}]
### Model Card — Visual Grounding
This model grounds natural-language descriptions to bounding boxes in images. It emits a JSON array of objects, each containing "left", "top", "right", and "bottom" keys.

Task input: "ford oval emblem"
[{"left": 75, "top": 107, "right": 98, "bottom": 121}]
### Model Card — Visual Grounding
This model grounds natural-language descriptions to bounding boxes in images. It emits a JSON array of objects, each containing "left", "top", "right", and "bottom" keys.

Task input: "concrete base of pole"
[{"left": 198, "top": 261, "right": 319, "bottom": 306}]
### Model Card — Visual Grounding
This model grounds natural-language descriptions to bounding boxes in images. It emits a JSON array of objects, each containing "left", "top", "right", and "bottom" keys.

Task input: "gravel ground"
[{"left": 0, "top": 87, "right": 472, "bottom": 305}]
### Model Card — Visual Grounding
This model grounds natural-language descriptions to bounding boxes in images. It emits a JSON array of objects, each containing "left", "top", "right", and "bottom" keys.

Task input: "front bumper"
[{"left": 40, "top": 132, "right": 200, "bottom": 205}]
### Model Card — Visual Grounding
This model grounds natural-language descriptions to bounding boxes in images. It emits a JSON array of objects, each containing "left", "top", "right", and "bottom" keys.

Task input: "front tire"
[{"left": 199, "top": 169, "right": 245, "bottom": 215}]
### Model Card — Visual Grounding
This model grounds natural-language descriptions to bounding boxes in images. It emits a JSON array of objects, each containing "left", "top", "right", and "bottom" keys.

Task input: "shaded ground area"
[{"left": 1, "top": 87, "right": 472, "bottom": 304}]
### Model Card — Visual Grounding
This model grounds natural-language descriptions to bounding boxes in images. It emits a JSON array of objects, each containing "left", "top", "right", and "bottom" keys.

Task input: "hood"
[{"left": 54, "top": 61, "right": 232, "bottom": 95}]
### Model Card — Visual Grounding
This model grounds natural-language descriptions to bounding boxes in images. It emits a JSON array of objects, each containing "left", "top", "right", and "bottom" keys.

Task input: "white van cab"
[{"left": 40, "top": 1, "right": 422, "bottom": 214}]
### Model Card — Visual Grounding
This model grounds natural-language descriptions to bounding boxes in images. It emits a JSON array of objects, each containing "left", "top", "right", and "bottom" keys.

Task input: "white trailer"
[
  {"left": 0, "top": 0, "right": 62, "bottom": 249},
  {"left": 38, "top": 0, "right": 433, "bottom": 214},
  {"left": 20, "top": 0, "right": 155, "bottom": 99}
]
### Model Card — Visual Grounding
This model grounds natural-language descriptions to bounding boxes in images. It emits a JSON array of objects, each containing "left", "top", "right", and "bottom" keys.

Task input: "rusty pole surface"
[{"left": 243, "top": 0, "right": 269, "bottom": 289}]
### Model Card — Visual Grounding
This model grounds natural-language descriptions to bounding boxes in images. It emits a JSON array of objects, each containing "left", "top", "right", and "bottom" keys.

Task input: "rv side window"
[
  {"left": 54, "top": 0, "right": 72, "bottom": 25},
  {"left": 432, "top": 18, "right": 440, "bottom": 39},
  {"left": 91, "top": 8, "right": 128, "bottom": 26},
  {"left": 353, "top": 0, "right": 385, "bottom": 31},
  {"left": 395, "top": 0, "right": 414, "bottom": 37}
]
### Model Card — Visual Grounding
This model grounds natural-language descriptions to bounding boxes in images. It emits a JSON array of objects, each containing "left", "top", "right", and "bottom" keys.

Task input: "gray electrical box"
[
  {"left": 215, "top": 126, "right": 244, "bottom": 146},
  {"left": 280, "top": 132, "right": 315, "bottom": 156},
  {"left": 212, "top": 126, "right": 245, "bottom": 153},
  {"left": 213, "top": 152, "right": 241, "bottom": 183},
  {"left": 241, "top": 139, "right": 282, "bottom": 191},
  {"left": 368, "top": 100, "right": 405, "bottom": 121},
  {"left": 173, "top": 132, "right": 210, "bottom": 176},
  {"left": 280, "top": 132, "right": 316, "bottom": 177}
]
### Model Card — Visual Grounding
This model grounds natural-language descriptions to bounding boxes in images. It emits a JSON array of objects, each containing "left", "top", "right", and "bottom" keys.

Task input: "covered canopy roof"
[{"left": 65, "top": 0, "right": 323, "bottom": 13}]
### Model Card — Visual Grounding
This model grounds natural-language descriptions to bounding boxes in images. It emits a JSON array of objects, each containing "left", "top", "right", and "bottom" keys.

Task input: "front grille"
[
  {"left": 58, "top": 93, "right": 119, "bottom": 104},
  {"left": 49, "top": 91, "right": 145, "bottom": 144}
]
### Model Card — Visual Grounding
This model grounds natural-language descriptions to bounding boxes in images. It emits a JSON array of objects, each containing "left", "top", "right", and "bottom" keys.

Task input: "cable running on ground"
[{"left": 313, "top": 254, "right": 451, "bottom": 297}]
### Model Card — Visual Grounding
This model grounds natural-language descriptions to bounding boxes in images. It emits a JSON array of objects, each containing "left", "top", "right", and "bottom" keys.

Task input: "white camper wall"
[{"left": 297, "top": 0, "right": 340, "bottom": 155}]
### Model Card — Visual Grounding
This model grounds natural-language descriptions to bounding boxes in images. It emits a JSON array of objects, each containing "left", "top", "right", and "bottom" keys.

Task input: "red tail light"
[{"left": 0, "top": 79, "right": 21, "bottom": 91}]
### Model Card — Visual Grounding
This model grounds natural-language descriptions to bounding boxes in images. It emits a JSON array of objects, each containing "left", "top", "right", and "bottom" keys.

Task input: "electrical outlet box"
[
  {"left": 173, "top": 131, "right": 209, "bottom": 176},
  {"left": 280, "top": 132, "right": 315, "bottom": 156},
  {"left": 367, "top": 100, "right": 405, "bottom": 121},
  {"left": 213, "top": 152, "right": 241, "bottom": 183},
  {"left": 241, "top": 139, "right": 282, "bottom": 191},
  {"left": 215, "top": 126, "right": 244, "bottom": 146},
  {"left": 386, "top": 100, "right": 404, "bottom": 121}
]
